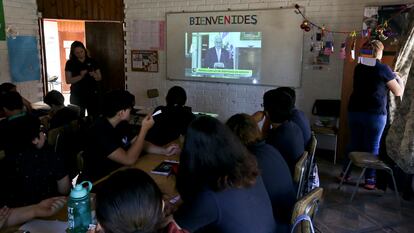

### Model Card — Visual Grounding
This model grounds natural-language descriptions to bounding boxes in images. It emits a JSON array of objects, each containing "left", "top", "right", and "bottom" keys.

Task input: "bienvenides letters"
[{"left": 189, "top": 14, "right": 258, "bottom": 25}]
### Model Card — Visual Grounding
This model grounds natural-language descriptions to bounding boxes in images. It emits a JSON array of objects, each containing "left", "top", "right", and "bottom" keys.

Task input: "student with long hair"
[
  {"left": 65, "top": 41, "right": 102, "bottom": 117},
  {"left": 174, "top": 116, "right": 276, "bottom": 233},
  {"left": 89, "top": 169, "right": 186, "bottom": 233},
  {"left": 226, "top": 113, "right": 296, "bottom": 232}
]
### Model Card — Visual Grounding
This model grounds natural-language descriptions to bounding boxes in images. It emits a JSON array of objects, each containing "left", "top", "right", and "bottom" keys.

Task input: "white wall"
[
  {"left": 124, "top": 0, "right": 408, "bottom": 123},
  {"left": 0, "top": 0, "right": 42, "bottom": 102},
  {"left": 0, "top": 0, "right": 409, "bottom": 116}
]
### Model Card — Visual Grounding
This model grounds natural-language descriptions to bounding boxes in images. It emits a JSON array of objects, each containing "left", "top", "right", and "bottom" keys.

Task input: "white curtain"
[{"left": 386, "top": 21, "right": 414, "bottom": 174}]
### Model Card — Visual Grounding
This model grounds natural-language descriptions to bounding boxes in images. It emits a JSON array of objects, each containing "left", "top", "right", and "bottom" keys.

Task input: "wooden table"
[
  {"left": 0, "top": 152, "right": 180, "bottom": 233},
  {"left": 94, "top": 152, "right": 179, "bottom": 200}
]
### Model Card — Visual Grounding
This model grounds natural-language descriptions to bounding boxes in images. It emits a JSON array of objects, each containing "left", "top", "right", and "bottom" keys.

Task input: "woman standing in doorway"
[
  {"left": 340, "top": 40, "right": 404, "bottom": 190},
  {"left": 65, "top": 41, "right": 102, "bottom": 118}
]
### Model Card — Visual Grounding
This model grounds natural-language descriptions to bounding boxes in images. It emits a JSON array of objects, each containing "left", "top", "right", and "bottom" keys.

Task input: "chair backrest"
[
  {"left": 147, "top": 88, "right": 160, "bottom": 107},
  {"left": 311, "top": 99, "right": 341, "bottom": 117},
  {"left": 47, "top": 126, "right": 65, "bottom": 152},
  {"left": 305, "top": 133, "right": 318, "bottom": 194},
  {"left": 291, "top": 187, "right": 324, "bottom": 233},
  {"left": 294, "top": 151, "right": 309, "bottom": 199}
]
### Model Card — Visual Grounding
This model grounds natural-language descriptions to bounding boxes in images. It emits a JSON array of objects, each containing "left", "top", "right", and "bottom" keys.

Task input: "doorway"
[{"left": 41, "top": 19, "right": 125, "bottom": 104}]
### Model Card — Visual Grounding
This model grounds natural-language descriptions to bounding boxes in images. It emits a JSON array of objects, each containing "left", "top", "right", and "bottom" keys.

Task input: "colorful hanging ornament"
[
  {"left": 350, "top": 31, "right": 357, "bottom": 60},
  {"left": 339, "top": 42, "right": 346, "bottom": 59},
  {"left": 300, "top": 20, "right": 311, "bottom": 32}
]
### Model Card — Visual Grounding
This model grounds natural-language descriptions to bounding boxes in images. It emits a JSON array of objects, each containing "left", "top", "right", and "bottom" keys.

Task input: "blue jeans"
[{"left": 342, "top": 112, "right": 387, "bottom": 181}]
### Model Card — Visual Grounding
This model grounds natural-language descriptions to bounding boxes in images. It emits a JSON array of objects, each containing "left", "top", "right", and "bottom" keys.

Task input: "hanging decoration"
[
  {"left": 295, "top": 3, "right": 413, "bottom": 64},
  {"left": 294, "top": 3, "right": 412, "bottom": 41}
]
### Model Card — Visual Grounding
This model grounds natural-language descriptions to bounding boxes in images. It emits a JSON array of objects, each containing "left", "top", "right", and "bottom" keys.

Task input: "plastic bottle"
[{"left": 67, "top": 181, "right": 93, "bottom": 233}]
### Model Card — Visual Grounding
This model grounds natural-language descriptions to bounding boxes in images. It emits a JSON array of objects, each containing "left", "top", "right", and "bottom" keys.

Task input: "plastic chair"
[
  {"left": 311, "top": 99, "right": 340, "bottom": 164},
  {"left": 304, "top": 133, "right": 318, "bottom": 194},
  {"left": 291, "top": 187, "right": 323, "bottom": 233},
  {"left": 147, "top": 88, "right": 160, "bottom": 108},
  {"left": 294, "top": 151, "right": 309, "bottom": 199},
  {"left": 338, "top": 152, "right": 400, "bottom": 204},
  {"left": 47, "top": 126, "right": 65, "bottom": 152}
]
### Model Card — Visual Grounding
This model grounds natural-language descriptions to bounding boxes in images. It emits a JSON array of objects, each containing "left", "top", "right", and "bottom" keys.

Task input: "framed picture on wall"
[{"left": 131, "top": 50, "right": 159, "bottom": 72}]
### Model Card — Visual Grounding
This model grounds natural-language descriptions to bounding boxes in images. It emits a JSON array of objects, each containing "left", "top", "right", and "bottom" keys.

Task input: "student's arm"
[
  {"left": 387, "top": 78, "right": 404, "bottom": 97},
  {"left": 57, "top": 175, "right": 71, "bottom": 195},
  {"left": 65, "top": 70, "right": 88, "bottom": 84},
  {"left": 5, "top": 197, "right": 66, "bottom": 228},
  {"left": 144, "top": 142, "right": 180, "bottom": 156},
  {"left": 174, "top": 191, "right": 218, "bottom": 232},
  {"left": 108, "top": 114, "right": 154, "bottom": 166}
]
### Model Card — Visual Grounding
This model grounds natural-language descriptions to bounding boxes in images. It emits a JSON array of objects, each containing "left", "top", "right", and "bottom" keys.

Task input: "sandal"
[
  {"left": 336, "top": 173, "right": 351, "bottom": 183},
  {"left": 364, "top": 178, "right": 376, "bottom": 190}
]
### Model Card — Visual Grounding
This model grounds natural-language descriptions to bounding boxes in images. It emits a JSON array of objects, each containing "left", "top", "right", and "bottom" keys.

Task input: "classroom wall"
[
  {"left": 0, "top": 0, "right": 408, "bottom": 127},
  {"left": 0, "top": 0, "right": 42, "bottom": 102},
  {"left": 124, "top": 0, "right": 406, "bottom": 122}
]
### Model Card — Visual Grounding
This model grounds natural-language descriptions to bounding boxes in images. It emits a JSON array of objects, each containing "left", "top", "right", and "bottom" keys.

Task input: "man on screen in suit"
[{"left": 203, "top": 35, "right": 234, "bottom": 69}]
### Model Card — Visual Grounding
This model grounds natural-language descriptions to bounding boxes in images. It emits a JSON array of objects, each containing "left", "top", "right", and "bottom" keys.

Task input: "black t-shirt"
[
  {"left": 266, "top": 121, "right": 304, "bottom": 175},
  {"left": 248, "top": 141, "right": 296, "bottom": 225},
  {"left": 65, "top": 57, "right": 100, "bottom": 105},
  {"left": 146, "top": 105, "right": 195, "bottom": 146},
  {"left": 49, "top": 107, "right": 79, "bottom": 129},
  {"left": 174, "top": 177, "right": 277, "bottom": 233},
  {"left": 0, "top": 146, "right": 67, "bottom": 207},
  {"left": 83, "top": 118, "right": 129, "bottom": 182},
  {"left": 348, "top": 60, "right": 395, "bottom": 115}
]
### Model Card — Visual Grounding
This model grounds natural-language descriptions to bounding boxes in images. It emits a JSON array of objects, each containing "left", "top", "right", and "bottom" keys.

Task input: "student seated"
[
  {"left": 0, "top": 82, "right": 32, "bottom": 115},
  {"left": 146, "top": 86, "right": 195, "bottom": 146},
  {"left": 82, "top": 90, "right": 180, "bottom": 182},
  {"left": 88, "top": 169, "right": 186, "bottom": 233},
  {"left": 227, "top": 113, "right": 296, "bottom": 231},
  {"left": 262, "top": 89, "right": 304, "bottom": 175},
  {"left": 174, "top": 116, "right": 277, "bottom": 233},
  {"left": 43, "top": 90, "right": 79, "bottom": 129},
  {"left": 0, "top": 106, "right": 70, "bottom": 207},
  {"left": 252, "top": 87, "right": 311, "bottom": 147},
  {"left": 0, "top": 197, "right": 66, "bottom": 230}
]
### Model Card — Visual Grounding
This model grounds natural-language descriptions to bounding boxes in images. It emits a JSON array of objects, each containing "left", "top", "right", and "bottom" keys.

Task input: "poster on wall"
[
  {"left": 131, "top": 50, "right": 159, "bottom": 72},
  {"left": 7, "top": 36, "right": 40, "bottom": 82},
  {"left": 131, "top": 20, "right": 165, "bottom": 50},
  {"left": 0, "top": 0, "right": 5, "bottom": 40}
]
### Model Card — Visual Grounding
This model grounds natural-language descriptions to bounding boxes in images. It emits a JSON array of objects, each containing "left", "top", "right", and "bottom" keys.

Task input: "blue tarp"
[{"left": 7, "top": 36, "right": 40, "bottom": 82}]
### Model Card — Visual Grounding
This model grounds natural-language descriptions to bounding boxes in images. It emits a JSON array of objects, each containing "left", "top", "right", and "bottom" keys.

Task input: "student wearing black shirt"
[
  {"left": 82, "top": 90, "right": 180, "bottom": 182},
  {"left": 43, "top": 90, "right": 79, "bottom": 129},
  {"left": 146, "top": 86, "right": 195, "bottom": 146},
  {"left": 65, "top": 41, "right": 101, "bottom": 117},
  {"left": 174, "top": 116, "right": 277, "bottom": 233},
  {"left": 227, "top": 114, "right": 296, "bottom": 232},
  {"left": 0, "top": 98, "right": 70, "bottom": 207}
]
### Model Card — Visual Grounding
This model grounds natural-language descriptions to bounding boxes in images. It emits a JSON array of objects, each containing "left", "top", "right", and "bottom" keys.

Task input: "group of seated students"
[{"left": 0, "top": 82, "right": 311, "bottom": 233}]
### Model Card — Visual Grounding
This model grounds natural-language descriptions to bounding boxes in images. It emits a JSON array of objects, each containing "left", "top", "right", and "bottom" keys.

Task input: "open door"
[{"left": 85, "top": 22, "right": 125, "bottom": 93}]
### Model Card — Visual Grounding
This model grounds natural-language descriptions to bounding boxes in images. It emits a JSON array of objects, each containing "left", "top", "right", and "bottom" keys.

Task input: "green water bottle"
[{"left": 68, "top": 181, "right": 93, "bottom": 233}]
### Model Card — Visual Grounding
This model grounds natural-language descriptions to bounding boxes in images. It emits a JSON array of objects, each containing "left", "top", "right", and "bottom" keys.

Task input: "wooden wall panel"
[{"left": 37, "top": 0, "right": 124, "bottom": 21}]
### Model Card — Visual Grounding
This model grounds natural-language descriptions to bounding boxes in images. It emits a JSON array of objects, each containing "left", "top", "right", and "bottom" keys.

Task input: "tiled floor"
[{"left": 313, "top": 151, "right": 414, "bottom": 233}]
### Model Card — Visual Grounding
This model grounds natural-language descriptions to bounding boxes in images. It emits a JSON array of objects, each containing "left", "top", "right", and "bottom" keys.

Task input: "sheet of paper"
[{"left": 19, "top": 219, "right": 67, "bottom": 233}]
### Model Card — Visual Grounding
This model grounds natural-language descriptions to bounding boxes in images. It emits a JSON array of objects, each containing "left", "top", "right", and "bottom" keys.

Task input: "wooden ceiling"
[{"left": 36, "top": 0, "right": 124, "bottom": 21}]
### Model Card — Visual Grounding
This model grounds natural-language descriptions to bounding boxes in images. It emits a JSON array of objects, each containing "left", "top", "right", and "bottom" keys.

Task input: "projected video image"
[{"left": 185, "top": 32, "right": 262, "bottom": 79}]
